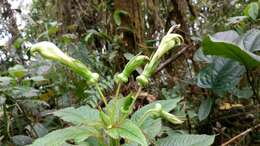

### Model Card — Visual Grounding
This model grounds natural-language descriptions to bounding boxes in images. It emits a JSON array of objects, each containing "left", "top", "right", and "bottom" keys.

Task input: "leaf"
[
  {"left": 193, "top": 48, "right": 213, "bottom": 63},
  {"left": 12, "top": 135, "right": 33, "bottom": 146},
  {"left": 156, "top": 134, "right": 215, "bottom": 146},
  {"left": 8, "top": 65, "right": 27, "bottom": 78},
  {"left": 113, "top": 10, "right": 128, "bottom": 26},
  {"left": 141, "top": 118, "right": 162, "bottom": 140},
  {"left": 53, "top": 106, "right": 100, "bottom": 125},
  {"left": 231, "top": 86, "right": 253, "bottom": 99},
  {"left": 0, "top": 76, "right": 13, "bottom": 86},
  {"left": 106, "top": 120, "right": 148, "bottom": 146},
  {"left": 29, "top": 126, "right": 96, "bottom": 146},
  {"left": 239, "top": 29, "right": 260, "bottom": 52},
  {"left": 197, "top": 58, "right": 245, "bottom": 95},
  {"left": 244, "top": 2, "right": 259, "bottom": 20},
  {"left": 202, "top": 31, "right": 260, "bottom": 69},
  {"left": 131, "top": 98, "right": 181, "bottom": 123},
  {"left": 12, "top": 87, "right": 39, "bottom": 98},
  {"left": 198, "top": 97, "right": 213, "bottom": 121}
]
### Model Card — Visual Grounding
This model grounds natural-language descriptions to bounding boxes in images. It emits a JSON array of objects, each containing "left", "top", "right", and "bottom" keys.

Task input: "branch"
[
  {"left": 155, "top": 45, "right": 189, "bottom": 74},
  {"left": 221, "top": 123, "right": 260, "bottom": 146}
]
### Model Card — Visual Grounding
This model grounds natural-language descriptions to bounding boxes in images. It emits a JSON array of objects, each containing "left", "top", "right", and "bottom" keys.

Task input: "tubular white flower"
[
  {"left": 137, "top": 26, "right": 184, "bottom": 87},
  {"left": 30, "top": 41, "right": 99, "bottom": 84}
]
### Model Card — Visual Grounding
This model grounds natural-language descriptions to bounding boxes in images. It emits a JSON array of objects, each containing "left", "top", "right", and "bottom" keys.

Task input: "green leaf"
[
  {"left": 131, "top": 98, "right": 181, "bottom": 123},
  {"left": 8, "top": 65, "right": 27, "bottom": 78},
  {"left": 12, "top": 135, "right": 33, "bottom": 146},
  {"left": 202, "top": 32, "right": 260, "bottom": 69},
  {"left": 198, "top": 97, "right": 213, "bottom": 121},
  {"left": 197, "top": 58, "right": 245, "bottom": 95},
  {"left": 231, "top": 86, "right": 253, "bottom": 99},
  {"left": 53, "top": 106, "right": 100, "bottom": 125},
  {"left": 244, "top": 2, "right": 259, "bottom": 20},
  {"left": 240, "top": 29, "right": 260, "bottom": 52},
  {"left": 141, "top": 118, "right": 162, "bottom": 140},
  {"left": 29, "top": 126, "right": 96, "bottom": 146},
  {"left": 156, "top": 134, "right": 215, "bottom": 146},
  {"left": 106, "top": 120, "right": 148, "bottom": 146},
  {"left": 113, "top": 10, "right": 128, "bottom": 26}
]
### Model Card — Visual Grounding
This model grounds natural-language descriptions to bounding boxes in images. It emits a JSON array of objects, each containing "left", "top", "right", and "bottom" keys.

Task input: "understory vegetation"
[{"left": 0, "top": 0, "right": 260, "bottom": 146}]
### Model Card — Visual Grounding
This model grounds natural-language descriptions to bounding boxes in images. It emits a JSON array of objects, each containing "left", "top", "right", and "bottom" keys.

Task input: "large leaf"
[
  {"left": 131, "top": 98, "right": 181, "bottom": 123},
  {"left": 156, "top": 134, "right": 215, "bottom": 146},
  {"left": 202, "top": 30, "right": 260, "bottom": 69},
  {"left": 53, "top": 106, "right": 100, "bottom": 125},
  {"left": 197, "top": 58, "right": 245, "bottom": 95},
  {"left": 141, "top": 118, "right": 162, "bottom": 140},
  {"left": 106, "top": 120, "right": 148, "bottom": 146},
  {"left": 29, "top": 126, "right": 97, "bottom": 146}
]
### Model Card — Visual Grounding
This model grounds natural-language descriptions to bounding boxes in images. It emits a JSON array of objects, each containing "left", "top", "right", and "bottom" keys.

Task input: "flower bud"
[
  {"left": 115, "top": 54, "right": 149, "bottom": 83},
  {"left": 29, "top": 41, "right": 99, "bottom": 84},
  {"left": 161, "top": 110, "right": 183, "bottom": 124},
  {"left": 137, "top": 27, "right": 183, "bottom": 87}
]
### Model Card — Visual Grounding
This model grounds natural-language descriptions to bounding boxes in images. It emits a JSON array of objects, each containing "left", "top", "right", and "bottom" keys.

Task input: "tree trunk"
[{"left": 114, "top": 0, "right": 144, "bottom": 53}]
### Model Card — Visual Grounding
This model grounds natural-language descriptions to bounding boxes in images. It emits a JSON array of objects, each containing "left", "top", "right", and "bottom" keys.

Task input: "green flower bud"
[
  {"left": 115, "top": 54, "right": 149, "bottom": 83},
  {"left": 161, "top": 110, "right": 183, "bottom": 124},
  {"left": 137, "top": 26, "right": 183, "bottom": 87},
  {"left": 29, "top": 41, "right": 99, "bottom": 84}
]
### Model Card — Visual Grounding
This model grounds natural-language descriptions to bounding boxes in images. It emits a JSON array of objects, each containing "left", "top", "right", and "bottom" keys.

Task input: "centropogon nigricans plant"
[{"left": 27, "top": 26, "right": 186, "bottom": 146}]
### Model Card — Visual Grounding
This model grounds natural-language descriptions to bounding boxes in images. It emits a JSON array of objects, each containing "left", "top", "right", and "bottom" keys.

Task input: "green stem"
[
  {"left": 115, "top": 83, "right": 121, "bottom": 99},
  {"left": 129, "top": 87, "right": 142, "bottom": 111},
  {"left": 95, "top": 83, "right": 108, "bottom": 106}
]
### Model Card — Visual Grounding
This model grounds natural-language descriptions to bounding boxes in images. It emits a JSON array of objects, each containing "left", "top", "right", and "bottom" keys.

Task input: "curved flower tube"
[
  {"left": 137, "top": 26, "right": 184, "bottom": 86},
  {"left": 138, "top": 103, "right": 183, "bottom": 126},
  {"left": 29, "top": 41, "right": 99, "bottom": 84},
  {"left": 115, "top": 54, "right": 149, "bottom": 83}
]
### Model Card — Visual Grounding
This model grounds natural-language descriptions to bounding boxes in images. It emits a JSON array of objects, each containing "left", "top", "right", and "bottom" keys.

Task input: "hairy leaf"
[
  {"left": 53, "top": 106, "right": 100, "bottom": 125},
  {"left": 156, "top": 134, "right": 215, "bottom": 146}
]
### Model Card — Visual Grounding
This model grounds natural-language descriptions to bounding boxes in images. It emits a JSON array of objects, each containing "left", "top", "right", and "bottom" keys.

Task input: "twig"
[{"left": 221, "top": 123, "right": 260, "bottom": 146}]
